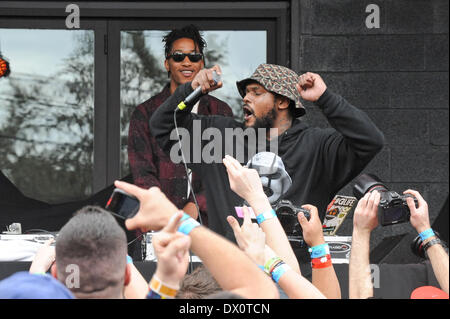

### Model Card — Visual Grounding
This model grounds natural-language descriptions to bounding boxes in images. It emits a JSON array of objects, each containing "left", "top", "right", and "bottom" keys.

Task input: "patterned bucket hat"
[{"left": 236, "top": 63, "right": 305, "bottom": 117}]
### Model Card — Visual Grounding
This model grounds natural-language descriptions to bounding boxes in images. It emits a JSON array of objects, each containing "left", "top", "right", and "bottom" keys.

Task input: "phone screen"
[{"left": 106, "top": 189, "right": 140, "bottom": 220}]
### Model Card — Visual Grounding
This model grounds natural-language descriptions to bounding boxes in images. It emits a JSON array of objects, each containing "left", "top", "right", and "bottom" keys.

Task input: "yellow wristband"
[
  {"left": 264, "top": 256, "right": 283, "bottom": 274},
  {"left": 149, "top": 275, "right": 179, "bottom": 299}
]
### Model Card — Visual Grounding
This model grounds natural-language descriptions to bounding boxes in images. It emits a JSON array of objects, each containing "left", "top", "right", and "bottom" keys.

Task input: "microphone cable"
[
  {"left": 173, "top": 73, "right": 220, "bottom": 272},
  {"left": 173, "top": 105, "right": 203, "bottom": 274}
]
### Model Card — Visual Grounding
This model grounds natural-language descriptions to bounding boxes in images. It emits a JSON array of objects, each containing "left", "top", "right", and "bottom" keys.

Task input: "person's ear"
[
  {"left": 164, "top": 59, "right": 170, "bottom": 72},
  {"left": 276, "top": 95, "right": 290, "bottom": 110},
  {"left": 51, "top": 263, "right": 58, "bottom": 279}
]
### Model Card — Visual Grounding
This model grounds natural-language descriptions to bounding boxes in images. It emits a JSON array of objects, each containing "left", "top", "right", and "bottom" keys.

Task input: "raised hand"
[
  {"left": 152, "top": 212, "right": 192, "bottom": 288},
  {"left": 297, "top": 205, "right": 325, "bottom": 248},
  {"left": 114, "top": 180, "right": 179, "bottom": 232},
  {"left": 227, "top": 206, "right": 266, "bottom": 266},
  {"left": 295, "top": 72, "right": 327, "bottom": 102},
  {"left": 222, "top": 155, "right": 265, "bottom": 205},
  {"left": 404, "top": 189, "right": 430, "bottom": 234},
  {"left": 191, "top": 65, "right": 223, "bottom": 94},
  {"left": 353, "top": 190, "right": 380, "bottom": 234}
]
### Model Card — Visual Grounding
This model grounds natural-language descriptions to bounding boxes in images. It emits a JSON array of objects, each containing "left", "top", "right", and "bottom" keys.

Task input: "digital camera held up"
[
  {"left": 273, "top": 199, "right": 310, "bottom": 246},
  {"left": 353, "top": 174, "right": 418, "bottom": 226}
]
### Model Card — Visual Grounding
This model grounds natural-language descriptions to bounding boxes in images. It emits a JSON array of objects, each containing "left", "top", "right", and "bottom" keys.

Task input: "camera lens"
[{"left": 353, "top": 174, "right": 388, "bottom": 199}]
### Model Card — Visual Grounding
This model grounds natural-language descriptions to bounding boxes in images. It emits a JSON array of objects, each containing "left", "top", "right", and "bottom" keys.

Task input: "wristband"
[
  {"left": 419, "top": 228, "right": 435, "bottom": 242},
  {"left": 149, "top": 275, "right": 178, "bottom": 299},
  {"left": 256, "top": 209, "right": 277, "bottom": 225},
  {"left": 126, "top": 255, "right": 133, "bottom": 264},
  {"left": 423, "top": 238, "right": 443, "bottom": 253},
  {"left": 308, "top": 243, "right": 330, "bottom": 259},
  {"left": 177, "top": 213, "right": 200, "bottom": 235},
  {"left": 264, "top": 256, "right": 283, "bottom": 275},
  {"left": 271, "top": 262, "right": 291, "bottom": 283},
  {"left": 311, "top": 254, "right": 332, "bottom": 269}
]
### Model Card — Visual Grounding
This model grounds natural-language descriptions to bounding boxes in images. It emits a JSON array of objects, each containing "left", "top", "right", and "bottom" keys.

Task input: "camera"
[
  {"left": 272, "top": 199, "right": 310, "bottom": 246},
  {"left": 105, "top": 188, "right": 140, "bottom": 220},
  {"left": 353, "top": 174, "right": 418, "bottom": 226}
]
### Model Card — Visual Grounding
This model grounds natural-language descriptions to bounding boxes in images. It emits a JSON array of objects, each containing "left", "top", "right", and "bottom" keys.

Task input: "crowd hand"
[
  {"left": 114, "top": 180, "right": 179, "bottom": 232},
  {"left": 222, "top": 155, "right": 266, "bottom": 204},
  {"left": 295, "top": 72, "right": 327, "bottom": 102},
  {"left": 353, "top": 191, "right": 380, "bottom": 234},
  {"left": 191, "top": 64, "right": 223, "bottom": 94},
  {"left": 404, "top": 189, "right": 430, "bottom": 234},
  {"left": 227, "top": 206, "right": 266, "bottom": 266},
  {"left": 297, "top": 205, "right": 325, "bottom": 247},
  {"left": 29, "top": 239, "right": 55, "bottom": 274},
  {"left": 183, "top": 202, "right": 198, "bottom": 220},
  {"left": 153, "top": 212, "right": 192, "bottom": 288}
]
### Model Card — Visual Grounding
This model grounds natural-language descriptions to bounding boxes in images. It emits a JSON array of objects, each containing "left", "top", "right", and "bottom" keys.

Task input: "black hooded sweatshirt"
[{"left": 150, "top": 82, "right": 384, "bottom": 242}]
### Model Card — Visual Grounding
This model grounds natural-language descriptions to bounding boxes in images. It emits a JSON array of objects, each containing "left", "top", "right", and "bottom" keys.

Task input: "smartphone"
[{"left": 105, "top": 188, "right": 140, "bottom": 220}]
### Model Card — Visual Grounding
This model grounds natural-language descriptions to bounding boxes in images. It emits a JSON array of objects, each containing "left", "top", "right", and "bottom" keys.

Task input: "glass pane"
[
  {"left": 0, "top": 29, "right": 95, "bottom": 203},
  {"left": 120, "top": 30, "right": 267, "bottom": 177}
]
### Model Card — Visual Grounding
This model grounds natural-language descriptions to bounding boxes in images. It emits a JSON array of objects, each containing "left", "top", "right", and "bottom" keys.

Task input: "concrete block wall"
[{"left": 295, "top": 0, "right": 449, "bottom": 249}]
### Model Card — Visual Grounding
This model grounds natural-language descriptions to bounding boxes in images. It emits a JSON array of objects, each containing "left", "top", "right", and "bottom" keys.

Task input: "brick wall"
[{"left": 295, "top": 0, "right": 449, "bottom": 249}]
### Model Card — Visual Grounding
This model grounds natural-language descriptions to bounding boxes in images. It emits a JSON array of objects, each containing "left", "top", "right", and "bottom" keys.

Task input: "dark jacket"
[{"left": 150, "top": 83, "right": 384, "bottom": 241}]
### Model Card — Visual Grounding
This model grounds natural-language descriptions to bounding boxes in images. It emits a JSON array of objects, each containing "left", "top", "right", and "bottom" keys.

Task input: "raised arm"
[
  {"left": 228, "top": 206, "right": 325, "bottom": 299},
  {"left": 405, "top": 189, "right": 449, "bottom": 294},
  {"left": 149, "top": 65, "right": 225, "bottom": 156},
  {"left": 297, "top": 72, "right": 385, "bottom": 189},
  {"left": 264, "top": 245, "right": 325, "bottom": 299},
  {"left": 223, "top": 155, "right": 300, "bottom": 274},
  {"left": 298, "top": 205, "right": 341, "bottom": 299},
  {"left": 114, "top": 180, "right": 279, "bottom": 299},
  {"left": 146, "top": 213, "right": 192, "bottom": 299},
  {"left": 349, "top": 191, "right": 380, "bottom": 299}
]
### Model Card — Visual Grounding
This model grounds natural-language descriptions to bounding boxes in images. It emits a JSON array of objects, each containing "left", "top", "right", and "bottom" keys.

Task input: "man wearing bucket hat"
[{"left": 150, "top": 63, "right": 384, "bottom": 245}]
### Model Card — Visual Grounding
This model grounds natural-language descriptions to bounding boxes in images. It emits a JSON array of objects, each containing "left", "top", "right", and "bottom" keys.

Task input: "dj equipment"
[{"left": 0, "top": 233, "right": 56, "bottom": 262}]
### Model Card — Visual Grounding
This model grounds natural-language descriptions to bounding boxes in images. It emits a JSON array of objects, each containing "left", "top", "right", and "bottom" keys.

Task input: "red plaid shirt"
[{"left": 127, "top": 84, "right": 233, "bottom": 215}]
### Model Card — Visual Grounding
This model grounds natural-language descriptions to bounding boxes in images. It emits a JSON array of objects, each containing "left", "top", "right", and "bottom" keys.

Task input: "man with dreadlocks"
[{"left": 127, "top": 25, "right": 233, "bottom": 223}]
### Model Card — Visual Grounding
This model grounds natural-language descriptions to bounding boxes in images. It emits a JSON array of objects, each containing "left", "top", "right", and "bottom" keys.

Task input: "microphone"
[{"left": 177, "top": 71, "right": 221, "bottom": 110}]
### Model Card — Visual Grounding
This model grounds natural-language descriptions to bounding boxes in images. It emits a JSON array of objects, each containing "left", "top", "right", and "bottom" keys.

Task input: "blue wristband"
[
  {"left": 126, "top": 255, "right": 133, "bottom": 264},
  {"left": 419, "top": 228, "right": 435, "bottom": 241},
  {"left": 308, "top": 243, "right": 330, "bottom": 259},
  {"left": 178, "top": 213, "right": 200, "bottom": 235},
  {"left": 179, "top": 213, "right": 191, "bottom": 222},
  {"left": 271, "top": 263, "right": 290, "bottom": 283},
  {"left": 256, "top": 209, "right": 277, "bottom": 225}
]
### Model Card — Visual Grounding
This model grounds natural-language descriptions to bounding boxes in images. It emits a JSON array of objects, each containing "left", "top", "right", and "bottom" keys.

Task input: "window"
[{"left": 0, "top": 29, "right": 95, "bottom": 203}]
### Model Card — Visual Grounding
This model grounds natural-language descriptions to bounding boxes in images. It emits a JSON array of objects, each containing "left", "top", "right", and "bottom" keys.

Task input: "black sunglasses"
[{"left": 167, "top": 52, "right": 203, "bottom": 63}]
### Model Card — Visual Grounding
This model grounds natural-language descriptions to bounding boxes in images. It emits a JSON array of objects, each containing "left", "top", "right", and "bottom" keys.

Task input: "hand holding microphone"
[
  {"left": 189, "top": 65, "right": 222, "bottom": 96},
  {"left": 178, "top": 65, "right": 222, "bottom": 110}
]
